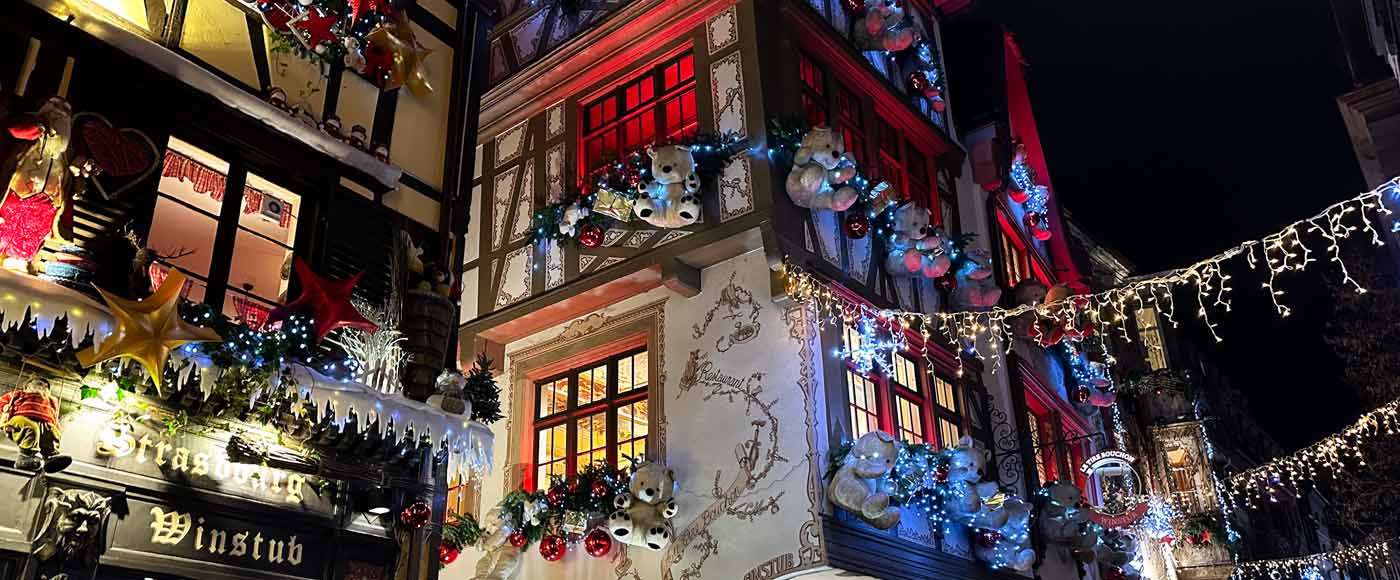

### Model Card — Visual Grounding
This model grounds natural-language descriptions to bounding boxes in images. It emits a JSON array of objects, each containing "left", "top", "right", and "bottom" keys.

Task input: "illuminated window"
[
  {"left": 840, "top": 324, "right": 971, "bottom": 447},
  {"left": 445, "top": 473, "right": 479, "bottom": 518},
  {"left": 1026, "top": 412, "right": 1049, "bottom": 485},
  {"left": 533, "top": 348, "right": 649, "bottom": 489},
  {"left": 581, "top": 52, "right": 696, "bottom": 181},
  {"left": 1135, "top": 307, "right": 1169, "bottom": 370},
  {"left": 996, "top": 208, "right": 1030, "bottom": 287},
  {"left": 800, "top": 53, "right": 827, "bottom": 128},
  {"left": 151, "top": 137, "right": 300, "bottom": 327}
]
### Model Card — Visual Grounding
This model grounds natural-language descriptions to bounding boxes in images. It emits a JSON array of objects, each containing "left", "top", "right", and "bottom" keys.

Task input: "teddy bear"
[
  {"left": 884, "top": 203, "right": 951, "bottom": 278},
  {"left": 951, "top": 248, "right": 1002, "bottom": 309},
  {"left": 785, "top": 127, "right": 859, "bottom": 211},
  {"left": 1095, "top": 527, "right": 1138, "bottom": 570},
  {"left": 634, "top": 145, "right": 701, "bottom": 228},
  {"left": 853, "top": 0, "right": 917, "bottom": 52},
  {"left": 557, "top": 202, "right": 590, "bottom": 237},
  {"left": 470, "top": 510, "right": 523, "bottom": 580},
  {"left": 945, "top": 436, "right": 997, "bottom": 516},
  {"left": 826, "top": 430, "right": 901, "bottom": 529},
  {"left": 608, "top": 461, "right": 679, "bottom": 551},
  {"left": 1039, "top": 481, "right": 1102, "bottom": 562},
  {"left": 971, "top": 496, "right": 1036, "bottom": 572}
]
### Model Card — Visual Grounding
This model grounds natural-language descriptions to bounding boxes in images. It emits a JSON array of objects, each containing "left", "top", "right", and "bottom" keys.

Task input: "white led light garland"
[
  {"left": 783, "top": 178, "right": 1399, "bottom": 373},
  {"left": 1231, "top": 539, "right": 1393, "bottom": 579}
]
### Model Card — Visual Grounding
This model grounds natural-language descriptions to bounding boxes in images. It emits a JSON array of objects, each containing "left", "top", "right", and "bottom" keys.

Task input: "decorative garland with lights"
[
  {"left": 1195, "top": 403, "right": 1243, "bottom": 545},
  {"left": 1006, "top": 140, "right": 1053, "bottom": 241},
  {"left": 242, "top": 0, "right": 433, "bottom": 94},
  {"left": 1230, "top": 539, "right": 1394, "bottom": 579},
  {"left": 783, "top": 178, "right": 1398, "bottom": 373},
  {"left": 529, "top": 133, "right": 743, "bottom": 246},
  {"left": 826, "top": 437, "right": 1036, "bottom": 571},
  {"left": 1227, "top": 394, "right": 1400, "bottom": 506}
]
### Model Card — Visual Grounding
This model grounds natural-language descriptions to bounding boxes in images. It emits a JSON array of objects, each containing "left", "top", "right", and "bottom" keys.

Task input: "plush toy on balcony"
[
  {"left": 884, "top": 203, "right": 951, "bottom": 278},
  {"left": 826, "top": 430, "right": 901, "bottom": 529},
  {"left": 607, "top": 460, "right": 679, "bottom": 551},
  {"left": 1095, "top": 527, "right": 1140, "bottom": 573},
  {"left": 854, "top": 0, "right": 917, "bottom": 52},
  {"left": 634, "top": 145, "right": 701, "bottom": 228},
  {"left": 784, "top": 127, "right": 858, "bottom": 211},
  {"left": 945, "top": 436, "right": 996, "bottom": 515},
  {"left": 557, "top": 202, "right": 591, "bottom": 236},
  {"left": 970, "top": 496, "right": 1036, "bottom": 572},
  {"left": 0, "top": 377, "right": 71, "bottom": 473},
  {"left": 0, "top": 97, "right": 77, "bottom": 272},
  {"left": 1039, "top": 481, "right": 1101, "bottom": 562},
  {"left": 951, "top": 248, "right": 1002, "bottom": 309}
]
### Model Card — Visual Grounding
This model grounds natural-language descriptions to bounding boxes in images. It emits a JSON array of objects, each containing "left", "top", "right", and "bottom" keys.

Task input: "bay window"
[
  {"left": 532, "top": 348, "right": 650, "bottom": 489},
  {"left": 581, "top": 52, "right": 697, "bottom": 181}
]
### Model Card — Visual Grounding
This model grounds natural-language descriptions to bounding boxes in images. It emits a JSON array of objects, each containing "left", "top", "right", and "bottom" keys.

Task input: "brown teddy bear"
[
  {"left": 826, "top": 430, "right": 901, "bottom": 529},
  {"left": 607, "top": 461, "right": 679, "bottom": 551}
]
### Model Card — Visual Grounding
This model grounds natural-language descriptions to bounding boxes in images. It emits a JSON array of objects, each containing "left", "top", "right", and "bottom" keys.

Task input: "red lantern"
[
  {"left": 438, "top": 541, "right": 460, "bottom": 565},
  {"left": 975, "top": 528, "right": 1003, "bottom": 549},
  {"left": 907, "top": 72, "right": 928, "bottom": 95},
  {"left": 578, "top": 222, "right": 604, "bottom": 248},
  {"left": 508, "top": 530, "right": 528, "bottom": 548},
  {"left": 591, "top": 479, "right": 611, "bottom": 498},
  {"left": 400, "top": 501, "right": 432, "bottom": 529},
  {"left": 584, "top": 528, "right": 613, "bottom": 557},
  {"left": 934, "top": 273, "right": 957, "bottom": 293},
  {"left": 539, "top": 534, "right": 567, "bottom": 562},
  {"left": 843, "top": 212, "right": 871, "bottom": 239}
]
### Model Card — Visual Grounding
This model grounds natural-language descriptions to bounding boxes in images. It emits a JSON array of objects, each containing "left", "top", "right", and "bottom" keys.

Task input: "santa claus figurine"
[
  {"left": 1, "top": 97, "right": 76, "bottom": 272},
  {"left": 0, "top": 377, "right": 70, "bottom": 472}
]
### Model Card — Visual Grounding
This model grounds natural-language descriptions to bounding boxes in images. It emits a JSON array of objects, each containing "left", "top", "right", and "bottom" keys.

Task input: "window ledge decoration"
[
  {"left": 826, "top": 431, "right": 1035, "bottom": 572},
  {"left": 452, "top": 460, "right": 680, "bottom": 564},
  {"left": 530, "top": 134, "right": 743, "bottom": 245},
  {"left": 1006, "top": 141, "right": 1052, "bottom": 241},
  {"left": 38, "top": 8, "right": 403, "bottom": 187},
  {"left": 239, "top": 0, "right": 433, "bottom": 96},
  {"left": 1036, "top": 482, "right": 1138, "bottom": 574}
]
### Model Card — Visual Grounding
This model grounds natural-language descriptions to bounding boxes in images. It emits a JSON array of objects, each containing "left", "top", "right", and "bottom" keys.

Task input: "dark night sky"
[{"left": 981, "top": 0, "right": 1370, "bottom": 449}]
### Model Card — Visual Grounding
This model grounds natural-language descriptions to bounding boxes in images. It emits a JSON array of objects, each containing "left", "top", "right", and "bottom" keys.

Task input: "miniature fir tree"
[{"left": 466, "top": 354, "right": 503, "bottom": 424}]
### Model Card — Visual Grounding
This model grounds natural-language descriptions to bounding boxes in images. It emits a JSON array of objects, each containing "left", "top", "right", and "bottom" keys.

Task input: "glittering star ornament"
[
  {"left": 270, "top": 258, "right": 377, "bottom": 342},
  {"left": 76, "top": 269, "right": 222, "bottom": 393},
  {"left": 292, "top": 8, "right": 338, "bottom": 49}
]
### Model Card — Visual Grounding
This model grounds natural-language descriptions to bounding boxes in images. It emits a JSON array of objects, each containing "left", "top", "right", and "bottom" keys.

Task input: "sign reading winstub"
[{"left": 112, "top": 498, "right": 325, "bottom": 578}]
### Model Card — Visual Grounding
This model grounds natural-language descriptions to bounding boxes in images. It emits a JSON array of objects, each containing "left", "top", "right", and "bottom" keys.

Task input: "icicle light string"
[
  {"left": 1230, "top": 539, "right": 1394, "bottom": 579},
  {"left": 1227, "top": 395, "right": 1400, "bottom": 506},
  {"left": 782, "top": 178, "right": 1398, "bottom": 366}
]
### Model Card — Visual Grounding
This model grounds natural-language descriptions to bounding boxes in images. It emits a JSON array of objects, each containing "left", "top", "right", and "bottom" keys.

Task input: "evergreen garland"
[{"left": 465, "top": 354, "right": 504, "bottom": 424}]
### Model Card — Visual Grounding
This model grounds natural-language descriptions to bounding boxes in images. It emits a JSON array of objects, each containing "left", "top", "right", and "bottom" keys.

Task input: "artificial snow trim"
[{"left": 35, "top": 0, "right": 402, "bottom": 188}]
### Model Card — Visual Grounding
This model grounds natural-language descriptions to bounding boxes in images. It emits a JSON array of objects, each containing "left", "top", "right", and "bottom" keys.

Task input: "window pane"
[
  {"left": 938, "top": 418, "right": 960, "bottom": 448},
  {"left": 147, "top": 195, "right": 218, "bottom": 278},
  {"left": 240, "top": 173, "right": 301, "bottom": 246},
  {"left": 536, "top": 424, "right": 568, "bottom": 487},
  {"left": 891, "top": 354, "right": 918, "bottom": 392},
  {"left": 538, "top": 378, "right": 568, "bottom": 418},
  {"left": 159, "top": 137, "right": 228, "bottom": 217},
  {"left": 576, "top": 412, "right": 608, "bottom": 471},
  {"left": 617, "top": 400, "right": 648, "bottom": 466},
  {"left": 895, "top": 396, "right": 924, "bottom": 444},
  {"left": 577, "top": 364, "right": 608, "bottom": 406},
  {"left": 1026, "top": 413, "right": 1048, "bottom": 484},
  {"left": 843, "top": 325, "right": 863, "bottom": 353},
  {"left": 934, "top": 376, "right": 958, "bottom": 411},
  {"left": 847, "top": 370, "right": 880, "bottom": 438},
  {"left": 228, "top": 229, "right": 292, "bottom": 303}
]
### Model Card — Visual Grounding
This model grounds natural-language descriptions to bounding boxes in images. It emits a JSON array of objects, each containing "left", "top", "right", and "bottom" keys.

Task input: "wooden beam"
[{"left": 661, "top": 259, "right": 700, "bottom": 297}]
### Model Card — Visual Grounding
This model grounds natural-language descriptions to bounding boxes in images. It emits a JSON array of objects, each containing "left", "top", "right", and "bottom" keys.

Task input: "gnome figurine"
[{"left": 0, "top": 377, "right": 71, "bottom": 472}]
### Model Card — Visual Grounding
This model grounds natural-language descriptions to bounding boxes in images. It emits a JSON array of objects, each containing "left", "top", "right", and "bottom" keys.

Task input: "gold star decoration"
[{"left": 76, "top": 269, "right": 222, "bottom": 393}]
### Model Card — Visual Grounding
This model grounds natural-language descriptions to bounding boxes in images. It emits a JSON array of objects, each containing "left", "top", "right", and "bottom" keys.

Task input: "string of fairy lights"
[
  {"left": 1230, "top": 539, "right": 1394, "bottom": 579},
  {"left": 1228, "top": 395, "right": 1400, "bottom": 506},
  {"left": 783, "top": 177, "right": 1399, "bottom": 376}
]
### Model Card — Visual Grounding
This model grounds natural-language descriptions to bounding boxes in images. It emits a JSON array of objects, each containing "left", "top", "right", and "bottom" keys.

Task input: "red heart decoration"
[{"left": 81, "top": 120, "right": 152, "bottom": 177}]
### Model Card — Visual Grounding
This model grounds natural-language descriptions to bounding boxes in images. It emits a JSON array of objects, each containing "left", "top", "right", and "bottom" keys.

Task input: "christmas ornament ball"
[
  {"left": 438, "top": 541, "right": 460, "bottom": 565},
  {"left": 579, "top": 223, "right": 605, "bottom": 248},
  {"left": 840, "top": 0, "right": 865, "bottom": 16},
  {"left": 539, "top": 534, "right": 567, "bottom": 561},
  {"left": 508, "top": 530, "right": 528, "bottom": 548},
  {"left": 907, "top": 72, "right": 928, "bottom": 95},
  {"left": 1074, "top": 386, "right": 1091, "bottom": 404},
  {"left": 843, "top": 212, "right": 871, "bottom": 239},
  {"left": 585, "top": 528, "right": 614, "bottom": 558},
  {"left": 975, "top": 528, "right": 1003, "bottom": 549},
  {"left": 933, "top": 465, "right": 950, "bottom": 482},
  {"left": 547, "top": 485, "right": 566, "bottom": 506},
  {"left": 400, "top": 501, "right": 432, "bottom": 529},
  {"left": 934, "top": 273, "right": 957, "bottom": 292},
  {"left": 566, "top": 477, "right": 580, "bottom": 493},
  {"left": 591, "top": 479, "right": 611, "bottom": 498}
]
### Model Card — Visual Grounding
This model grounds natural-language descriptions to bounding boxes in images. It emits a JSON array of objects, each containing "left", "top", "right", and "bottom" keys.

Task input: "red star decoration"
[
  {"left": 293, "top": 8, "right": 339, "bottom": 49},
  {"left": 362, "top": 42, "right": 395, "bottom": 83},
  {"left": 270, "top": 258, "right": 378, "bottom": 342}
]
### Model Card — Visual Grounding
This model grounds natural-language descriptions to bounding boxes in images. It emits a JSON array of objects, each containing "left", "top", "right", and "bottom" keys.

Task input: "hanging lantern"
[
  {"left": 539, "top": 534, "right": 567, "bottom": 562},
  {"left": 400, "top": 501, "right": 432, "bottom": 529},
  {"left": 843, "top": 212, "right": 871, "bottom": 239},
  {"left": 584, "top": 528, "right": 613, "bottom": 558},
  {"left": 578, "top": 222, "right": 605, "bottom": 248}
]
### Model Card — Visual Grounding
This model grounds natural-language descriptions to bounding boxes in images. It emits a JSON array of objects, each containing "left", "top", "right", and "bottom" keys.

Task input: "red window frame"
[
  {"left": 996, "top": 208, "right": 1031, "bottom": 287},
  {"left": 800, "top": 52, "right": 827, "bottom": 128},
  {"left": 1020, "top": 360, "right": 1093, "bottom": 489},
  {"left": 530, "top": 346, "right": 650, "bottom": 491},
  {"left": 839, "top": 320, "right": 970, "bottom": 448},
  {"left": 581, "top": 52, "right": 697, "bottom": 183}
]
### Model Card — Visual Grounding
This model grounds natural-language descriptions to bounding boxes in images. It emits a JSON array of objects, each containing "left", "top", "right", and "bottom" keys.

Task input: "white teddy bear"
[
  {"left": 972, "top": 496, "right": 1036, "bottom": 572},
  {"left": 608, "top": 461, "right": 679, "bottom": 551},
  {"left": 557, "top": 202, "right": 590, "bottom": 236},
  {"left": 951, "top": 248, "right": 1003, "bottom": 308},
  {"left": 634, "top": 145, "right": 701, "bottom": 228},
  {"left": 854, "top": 0, "right": 917, "bottom": 52},
  {"left": 884, "top": 203, "right": 951, "bottom": 278},
  {"left": 785, "top": 127, "right": 858, "bottom": 211}
]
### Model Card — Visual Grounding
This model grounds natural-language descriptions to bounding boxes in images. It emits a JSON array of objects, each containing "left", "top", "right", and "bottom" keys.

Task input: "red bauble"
[
  {"left": 1025, "top": 212, "right": 1052, "bottom": 240},
  {"left": 539, "top": 534, "right": 567, "bottom": 562},
  {"left": 933, "top": 465, "right": 950, "bottom": 482},
  {"left": 439, "top": 541, "right": 460, "bottom": 565},
  {"left": 546, "top": 486, "right": 566, "bottom": 506},
  {"left": 1074, "top": 386, "right": 1091, "bottom": 404},
  {"left": 975, "top": 528, "right": 1003, "bottom": 549},
  {"left": 931, "top": 96, "right": 946, "bottom": 113},
  {"left": 400, "top": 501, "right": 432, "bottom": 529},
  {"left": 591, "top": 479, "right": 611, "bottom": 498},
  {"left": 1007, "top": 187, "right": 1031, "bottom": 204},
  {"left": 934, "top": 273, "right": 957, "bottom": 292},
  {"left": 843, "top": 212, "right": 871, "bottom": 239},
  {"left": 584, "top": 528, "right": 613, "bottom": 558},
  {"left": 907, "top": 72, "right": 928, "bottom": 95},
  {"left": 1103, "top": 568, "right": 1128, "bottom": 580},
  {"left": 840, "top": 0, "right": 865, "bottom": 16},
  {"left": 508, "top": 530, "right": 528, "bottom": 548},
  {"left": 578, "top": 222, "right": 604, "bottom": 248},
  {"left": 566, "top": 477, "right": 580, "bottom": 493},
  {"left": 1023, "top": 211, "right": 1043, "bottom": 230}
]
